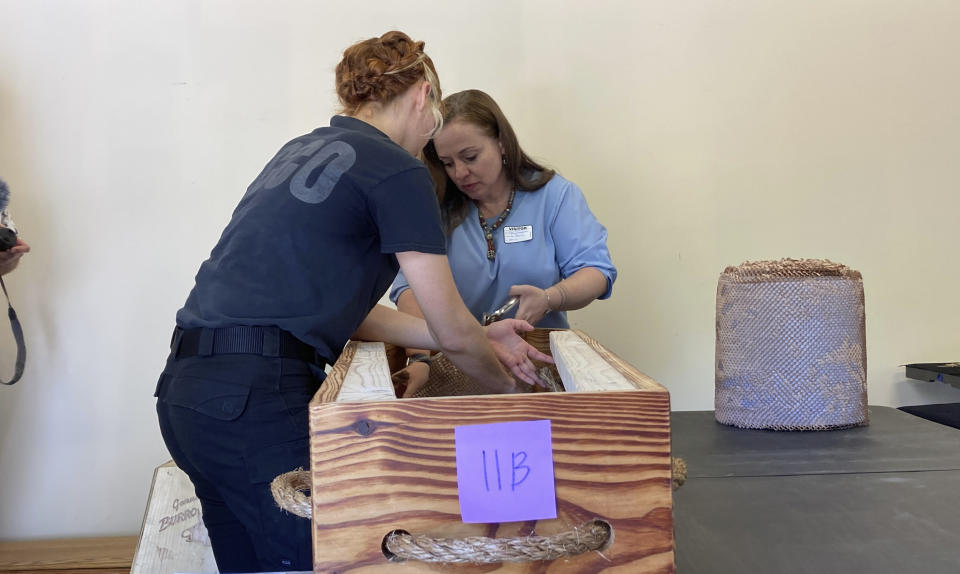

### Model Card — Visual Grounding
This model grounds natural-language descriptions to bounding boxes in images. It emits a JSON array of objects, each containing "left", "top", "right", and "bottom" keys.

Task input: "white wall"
[{"left": 1, "top": 0, "right": 958, "bottom": 539}]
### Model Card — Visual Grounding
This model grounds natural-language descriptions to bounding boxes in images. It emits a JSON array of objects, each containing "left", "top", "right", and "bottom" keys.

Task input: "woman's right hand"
[{"left": 509, "top": 284, "right": 551, "bottom": 325}]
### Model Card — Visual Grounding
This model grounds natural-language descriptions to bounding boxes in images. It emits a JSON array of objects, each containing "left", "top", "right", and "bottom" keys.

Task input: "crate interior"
[{"left": 384, "top": 328, "right": 564, "bottom": 398}]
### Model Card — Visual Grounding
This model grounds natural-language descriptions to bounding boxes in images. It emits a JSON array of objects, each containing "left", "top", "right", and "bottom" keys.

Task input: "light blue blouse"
[{"left": 389, "top": 174, "right": 616, "bottom": 328}]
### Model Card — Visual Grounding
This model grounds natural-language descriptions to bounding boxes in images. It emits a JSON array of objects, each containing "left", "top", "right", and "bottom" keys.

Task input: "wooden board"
[
  {"left": 317, "top": 341, "right": 398, "bottom": 404},
  {"left": 0, "top": 536, "right": 136, "bottom": 572},
  {"left": 520, "top": 327, "right": 554, "bottom": 355},
  {"left": 335, "top": 342, "right": 396, "bottom": 403},
  {"left": 130, "top": 461, "right": 218, "bottom": 574},
  {"left": 551, "top": 330, "right": 661, "bottom": 392},
  {"left": 308, "top": 391, "right": 674, "bottom": 572}
]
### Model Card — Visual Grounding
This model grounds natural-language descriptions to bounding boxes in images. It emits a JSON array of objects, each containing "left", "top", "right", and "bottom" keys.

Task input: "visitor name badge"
[{"left": 503, "top": 225, "right": 533, "bottom": 244}]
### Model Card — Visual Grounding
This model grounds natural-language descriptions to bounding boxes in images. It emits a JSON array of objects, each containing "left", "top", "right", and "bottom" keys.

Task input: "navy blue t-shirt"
[{"left": 176, "top": 116, "right": 446, "bottom": 363}]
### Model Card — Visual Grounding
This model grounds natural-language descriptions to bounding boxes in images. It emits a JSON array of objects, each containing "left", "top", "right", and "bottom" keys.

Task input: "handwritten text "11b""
[{"left": 482, "top": 449, "right": 531, "bottom": 492}]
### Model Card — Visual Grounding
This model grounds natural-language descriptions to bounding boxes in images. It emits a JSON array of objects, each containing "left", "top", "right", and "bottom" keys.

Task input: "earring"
[{"left": 502, "top": 156, "right": 506, "bottom": 166}]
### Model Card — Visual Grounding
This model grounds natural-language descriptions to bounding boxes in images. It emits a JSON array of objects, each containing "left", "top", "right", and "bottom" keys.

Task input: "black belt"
[{"left": 171, "top": 326, "right": 322, "bottom": 365}]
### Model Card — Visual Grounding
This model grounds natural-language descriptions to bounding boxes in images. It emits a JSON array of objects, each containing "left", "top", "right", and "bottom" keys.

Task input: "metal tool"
[{"left": 481, "top": 296, "right": 520, "bottom": 326}]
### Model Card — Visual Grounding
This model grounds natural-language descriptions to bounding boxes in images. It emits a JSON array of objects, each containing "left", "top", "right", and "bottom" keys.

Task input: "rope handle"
[
  {"left": 271, "top": 457, "right": 688, "bottom": 519},
  {"left": 271, "top": 458, "right": 688, "bottom": 564},
  {"left": 382, "top": 519, "right": 611, "bottom": 564},
  {"left": 270, "top": 468, "right": 312, "bottom": 518}
]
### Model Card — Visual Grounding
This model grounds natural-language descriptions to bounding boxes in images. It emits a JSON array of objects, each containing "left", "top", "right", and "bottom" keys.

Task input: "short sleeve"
[
  {"left": 550, "top": 179, "right": 618, "bottom": 299},
  {"left": 368, "top": 167, "right": 446, "bottom": 255},
  {"left": 389, "top": 267, "right": 411, "bottom": 303}
]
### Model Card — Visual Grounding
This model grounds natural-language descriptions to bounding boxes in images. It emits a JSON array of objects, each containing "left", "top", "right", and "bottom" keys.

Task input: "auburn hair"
[{"left": 335, "top": 31, "right": 441, "bottom": 114}]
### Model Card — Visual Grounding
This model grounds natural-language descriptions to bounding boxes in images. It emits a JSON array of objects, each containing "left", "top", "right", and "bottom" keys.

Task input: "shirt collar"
[{"left": 329, "top": 115, "right": 392, "bottom": 141}]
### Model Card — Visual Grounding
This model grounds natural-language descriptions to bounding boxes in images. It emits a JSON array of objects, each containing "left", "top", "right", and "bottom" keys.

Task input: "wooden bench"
[{"left": 0, "top": 536, "right": 137, "bottom": 574}]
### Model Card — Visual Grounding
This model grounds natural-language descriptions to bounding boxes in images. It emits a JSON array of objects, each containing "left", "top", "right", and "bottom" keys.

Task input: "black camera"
[{"left": 0, "top": 227, "right": 16, "bottom": 251}]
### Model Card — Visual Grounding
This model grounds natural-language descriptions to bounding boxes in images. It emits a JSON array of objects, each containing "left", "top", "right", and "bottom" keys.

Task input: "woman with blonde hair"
[{"left": 155, "top": 34, "right": 548, "bottom": 572}]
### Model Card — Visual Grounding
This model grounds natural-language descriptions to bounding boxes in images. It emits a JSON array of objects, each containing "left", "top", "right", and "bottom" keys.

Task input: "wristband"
[{"left": 407, "top": 353, "right": 432, "bottom": 367}]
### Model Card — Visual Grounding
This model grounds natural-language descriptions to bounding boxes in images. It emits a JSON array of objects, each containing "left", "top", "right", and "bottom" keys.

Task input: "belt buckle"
[{"left": 262, "top": 326, "right": 280, "bottom": 358}]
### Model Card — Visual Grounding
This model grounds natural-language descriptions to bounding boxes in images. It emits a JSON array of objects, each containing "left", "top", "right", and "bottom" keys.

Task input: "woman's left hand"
[
  {"left": 508, "top": 284, "right": 550, "bottom": 325},
  {"left": 391, "top": 361, "right": 431, "bottom": 398},
  {"left": 484, "top": 319, "right": 553, "bottom": 387}
]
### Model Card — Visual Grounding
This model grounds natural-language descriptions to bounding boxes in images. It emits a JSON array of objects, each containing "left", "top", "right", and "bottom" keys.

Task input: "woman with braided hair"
[{"left": 155, "top": 32, "right": 550, "bottom": 571}]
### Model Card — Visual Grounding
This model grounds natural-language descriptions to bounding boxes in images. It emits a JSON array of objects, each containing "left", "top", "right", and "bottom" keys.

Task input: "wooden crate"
[{"left": 308, "top": 329, "right": 674, "bottom": 573}]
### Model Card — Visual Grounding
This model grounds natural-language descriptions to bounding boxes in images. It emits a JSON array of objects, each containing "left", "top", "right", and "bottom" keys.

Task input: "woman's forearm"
[
  {"left": 545, "top": 267, "right": 608, "bottom": 312},
  {"left": 396, "top": 251, "right": 515, "bottom": 390},
  {"left": 395, "top": 289, "right": 433, "bottom": 359},
  {"left": 353, "top": 304, "right": 438, "bottom": 351}
]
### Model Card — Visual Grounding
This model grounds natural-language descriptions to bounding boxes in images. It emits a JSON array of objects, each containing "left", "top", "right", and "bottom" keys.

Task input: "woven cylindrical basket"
[{"left": 715, "top": 258, "right": 868, "bottom": 430}]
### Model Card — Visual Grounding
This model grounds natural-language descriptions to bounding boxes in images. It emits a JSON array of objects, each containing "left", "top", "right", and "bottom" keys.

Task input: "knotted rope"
[
  {"left": 672, "top": 456, "right": 687, "bottom": 490},
  {"left": 382, "top": 519, "right": 611, "bottom": 563},
  {"left": 270, "top": 468, "right": 312, "bottom": 518}
]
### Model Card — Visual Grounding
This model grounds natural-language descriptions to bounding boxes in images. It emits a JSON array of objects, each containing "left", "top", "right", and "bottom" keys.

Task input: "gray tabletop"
[{"left": 671, "top": 406, "right": 960, "bottom": 573}]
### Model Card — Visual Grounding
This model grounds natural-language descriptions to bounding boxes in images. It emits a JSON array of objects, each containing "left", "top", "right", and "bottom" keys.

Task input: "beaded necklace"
[{"left": 477, "top": 189, "right": 516, "bottom": 260}]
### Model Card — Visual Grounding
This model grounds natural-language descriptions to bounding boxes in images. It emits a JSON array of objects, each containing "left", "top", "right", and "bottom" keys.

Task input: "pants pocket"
[
  {"left": 277, "top": 358, "right": 326, "bottom": 420},
  {"left": 244, "top": 437, "right": 313, "bottom": 570},
  {"left": 159, "top": 357, "right": 256, "bottom": 421}
]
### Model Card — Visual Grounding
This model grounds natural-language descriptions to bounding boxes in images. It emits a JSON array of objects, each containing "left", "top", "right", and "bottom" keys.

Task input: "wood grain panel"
[
  {"left": 382, "top": 342, "right": 407, "bottom": 374},
  {"left": 550, "top": 331, "right": 639, "bottom": 392},
  {"left": 520, "top": 328, "right": 557, "bottom": 355},
  {"left": 309, "top": 391, "right": 673, "bottom": 573},
  {"left": 572, "top": 330, "right": 666, "bottom": 392},
  {"left": 0, "top": 537, "right": 136, "bottom": 571},
  {"left": 131, "top": 461, "right": 216, "bottom": 573},
  {"left": 335, "top": 342, "right": 396, "bottom": 403}
]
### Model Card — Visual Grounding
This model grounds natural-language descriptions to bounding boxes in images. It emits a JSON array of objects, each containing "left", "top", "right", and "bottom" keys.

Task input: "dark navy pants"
[{"left": 155, "top": 351, "right": 325, "bottom": 572}]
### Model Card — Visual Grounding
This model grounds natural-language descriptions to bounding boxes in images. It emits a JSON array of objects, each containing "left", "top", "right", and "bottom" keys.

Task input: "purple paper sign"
[{"left": 454, "top": 419, "right": 557, "bottom": 523}]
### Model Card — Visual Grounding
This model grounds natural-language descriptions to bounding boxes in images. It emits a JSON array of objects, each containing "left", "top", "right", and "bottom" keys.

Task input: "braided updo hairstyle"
[{"left": 336, "top": 31, "right": 442, "bottom": 128}]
